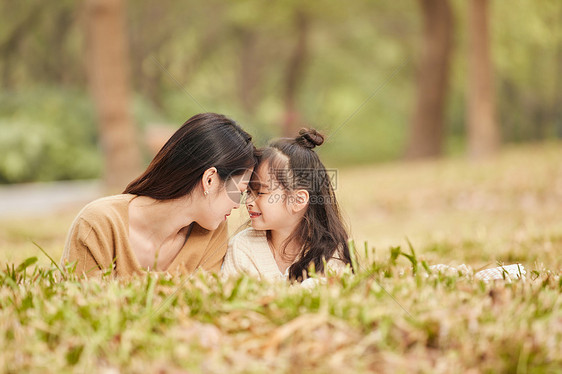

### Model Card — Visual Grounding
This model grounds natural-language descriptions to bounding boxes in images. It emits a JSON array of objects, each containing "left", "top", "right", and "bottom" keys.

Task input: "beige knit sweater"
[
  {"left": 221, "top": 228, "right": 349, "bottom": 281},
  {"left": 60, "top": 194, "right": 228, "bottom": 277}
]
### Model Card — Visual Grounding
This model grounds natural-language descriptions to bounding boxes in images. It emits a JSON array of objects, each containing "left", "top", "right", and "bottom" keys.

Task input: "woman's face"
[
  {"left": 245, "top": 162, "right": 300, "bottom": 232},
  {"left": 198, "top": 168, "right": 253, "bottom": 230}
]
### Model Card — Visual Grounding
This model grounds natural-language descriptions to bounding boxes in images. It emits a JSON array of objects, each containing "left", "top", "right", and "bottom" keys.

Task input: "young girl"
[{"left": 221, "top": 128, "right": 353, "bottom": 282}]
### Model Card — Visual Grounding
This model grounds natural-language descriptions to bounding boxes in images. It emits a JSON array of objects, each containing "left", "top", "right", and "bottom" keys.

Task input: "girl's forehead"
[
  {"left": 256, "top": 162, "right": 270, "bottom": 176},
  {"left": 252, "top": 162, "right": 278, "bottom": 189},
  {"left": 254, "top": 163, "right": 272, "bottom": 184},
  {"left": 255, "top": 153, "right": 290, "bottom": 189}
]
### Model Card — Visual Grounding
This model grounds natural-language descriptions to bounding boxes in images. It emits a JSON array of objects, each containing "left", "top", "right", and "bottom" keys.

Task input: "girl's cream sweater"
[{"left": 221, "top": 228, "right": 349, "bottom": 280}]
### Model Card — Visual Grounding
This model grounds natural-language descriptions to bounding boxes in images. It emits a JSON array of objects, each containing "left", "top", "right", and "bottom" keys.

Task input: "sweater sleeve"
[
  {"left": 60, "top": 218, "right": 112, "bottom": 277},
  {"left": 325, "top": 257, "right": 352, "bottom": 276},
  {"left": 324, "top": 247, "right": 352, "bottom": 276},
  {"left": 220, "top": 233, "right": 261, "bottom": 278}
]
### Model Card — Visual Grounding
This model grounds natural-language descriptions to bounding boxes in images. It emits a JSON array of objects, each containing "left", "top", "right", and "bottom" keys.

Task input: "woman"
[{"left": 61, "top": 113, "right": 257, "bottom": 277}]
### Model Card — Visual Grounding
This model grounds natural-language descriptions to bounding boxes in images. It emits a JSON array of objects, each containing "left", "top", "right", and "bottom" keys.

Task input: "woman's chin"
[{"left": 196, "top": 219, "right": 221, "bottom": 231}]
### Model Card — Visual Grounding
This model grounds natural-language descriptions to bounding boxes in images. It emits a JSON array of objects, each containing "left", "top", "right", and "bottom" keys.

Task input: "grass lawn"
[{"left": 0, "top": 142, "right": 561, "bottom": 373}]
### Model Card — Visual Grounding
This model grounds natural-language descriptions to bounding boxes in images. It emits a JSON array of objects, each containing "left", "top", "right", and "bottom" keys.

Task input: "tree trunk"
[
  {"left": 405, "top": 0, "right": 453, "bottom": 159},
  {"left": 555, "top": 5, "right": 562, "bottom": 139},
  {"left": 467, "top": 0, "right": 500, "bottom": 159},
  {"left": 282, "top": 11, "right": 309, "bottom": 137},
  {"left": 238, "top": 30, "right": 262, "bottom": 115},
  {"left": 84, "top": 0, "right": 141, "bottom": 191},
  {"left": 552, "top": 49, "right": 562, "bottom": 139},
  {"left": 0, "top": 5, "right": 44, "bottom": 89}
]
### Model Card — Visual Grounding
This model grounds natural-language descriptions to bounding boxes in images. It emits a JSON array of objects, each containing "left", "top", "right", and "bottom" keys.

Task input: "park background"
[
  {"left": 1, "top": 0, "right": 560, "bottom": 267},
  {"left": 0, "top": 1, "right": 561, "bottom": 372}
]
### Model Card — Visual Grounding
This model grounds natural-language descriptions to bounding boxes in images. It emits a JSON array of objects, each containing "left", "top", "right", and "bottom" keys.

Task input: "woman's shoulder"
[{"left": 75, "top": 194, "right": 135, "bottom": 227}]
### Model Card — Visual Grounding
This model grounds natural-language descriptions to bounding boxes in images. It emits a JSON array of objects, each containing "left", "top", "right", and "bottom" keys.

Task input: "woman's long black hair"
[
  {"left": 124, "top": 113, "right": 257, "bottom": 199},
  {"left": 257, "top": 128, "right": 353, "bottom": 281}
]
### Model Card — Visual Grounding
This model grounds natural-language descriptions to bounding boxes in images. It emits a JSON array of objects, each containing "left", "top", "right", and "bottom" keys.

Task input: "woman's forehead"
[{"left": 228, "top": 168, "right": 253, "bottom": 186}]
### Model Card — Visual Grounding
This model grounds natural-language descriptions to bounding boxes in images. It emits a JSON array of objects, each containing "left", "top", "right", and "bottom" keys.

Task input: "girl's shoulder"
[
  {"left": 230, "top": 227, "right": 267, "bottom": 245},
  {"left": 227, "top": 228, "right": 271, "bottom": 259}
]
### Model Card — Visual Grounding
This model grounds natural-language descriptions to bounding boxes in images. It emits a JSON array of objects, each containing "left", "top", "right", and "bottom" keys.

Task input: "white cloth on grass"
[{"left": 429, "top": 263, "right": 526, "bottom": 282}]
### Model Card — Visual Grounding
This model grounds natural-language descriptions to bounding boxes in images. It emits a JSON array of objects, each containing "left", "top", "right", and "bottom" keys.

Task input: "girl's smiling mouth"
[{"left": 248, "top": 211, "right": 262, "bottom": 219}]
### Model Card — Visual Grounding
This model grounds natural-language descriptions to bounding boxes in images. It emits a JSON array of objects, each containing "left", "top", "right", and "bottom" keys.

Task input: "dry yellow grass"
[
  {"left": 0, "top": 142, "right": 561, "bottom": 373},
  {"left": 337, "top": 141, "right": 562, "bottom": 270}
]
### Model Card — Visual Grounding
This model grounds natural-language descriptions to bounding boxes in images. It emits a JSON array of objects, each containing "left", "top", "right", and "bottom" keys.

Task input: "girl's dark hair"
[
  {"left": 258, "top": 128, "right": 353, "bottom": 281},
  {"left": 124, "top": 113, "right": 257, "bottom": 199}
]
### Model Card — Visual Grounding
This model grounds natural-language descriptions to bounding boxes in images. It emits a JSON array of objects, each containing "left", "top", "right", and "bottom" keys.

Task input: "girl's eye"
[{"left": 244, "top": 189, "right": 262, "bottom": 200}]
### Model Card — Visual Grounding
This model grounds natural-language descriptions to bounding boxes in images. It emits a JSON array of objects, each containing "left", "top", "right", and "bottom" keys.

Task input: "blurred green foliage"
[
  {"left": 0, "top": 0, "right": 560, "bottom": 183},
  {"left": 0, "top": 88, "right": 101, "bottom": 183}
]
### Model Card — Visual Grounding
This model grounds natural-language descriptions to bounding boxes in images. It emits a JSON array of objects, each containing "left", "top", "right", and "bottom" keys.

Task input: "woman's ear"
[
  {"left": 291, "top": 189, "right": 310, "bottom": 213},
  {"left": 201, "top": 167, "right": 218, "bottom": 195}
]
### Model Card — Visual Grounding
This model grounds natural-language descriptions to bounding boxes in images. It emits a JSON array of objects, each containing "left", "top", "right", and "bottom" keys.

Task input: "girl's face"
[
  {"left": 198, "top": 168, "right": 253, "bottom": 230},
  {"left": 246, "top": 162, "right": 302, "bottom": 232}
]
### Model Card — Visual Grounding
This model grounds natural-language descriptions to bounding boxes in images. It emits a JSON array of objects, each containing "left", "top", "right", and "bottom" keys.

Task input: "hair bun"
[{"left": 296, "top": 128, "right": 324, "bottom": 149}]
